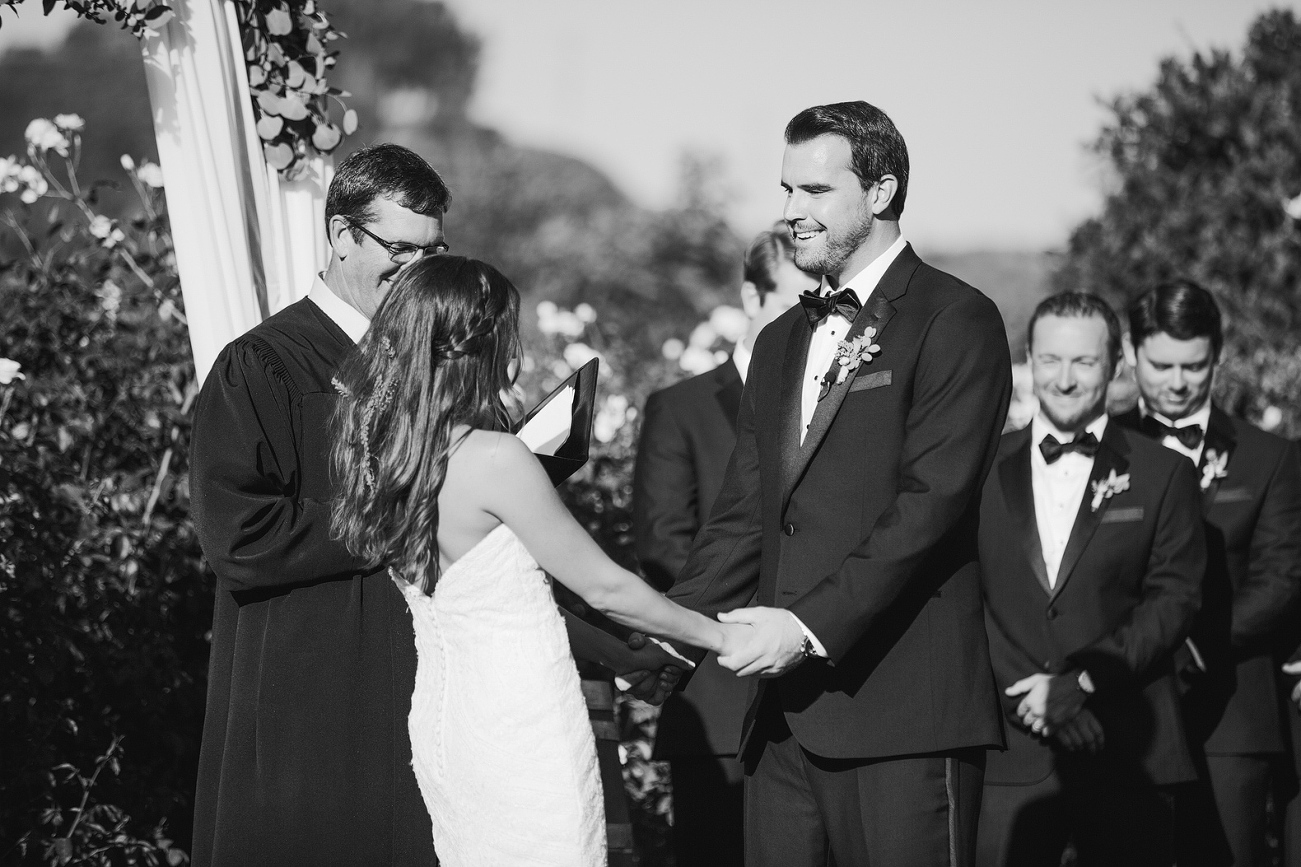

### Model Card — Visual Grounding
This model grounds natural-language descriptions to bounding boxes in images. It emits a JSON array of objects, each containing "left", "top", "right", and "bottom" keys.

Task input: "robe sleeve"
[{"left": 190, "top": 339, "right": 367, "bottom": 590}]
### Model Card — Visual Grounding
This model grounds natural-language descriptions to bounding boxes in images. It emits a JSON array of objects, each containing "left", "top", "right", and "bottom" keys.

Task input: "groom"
[{"left": 668, "top": 101, "right": 1012, "bottom": 866}]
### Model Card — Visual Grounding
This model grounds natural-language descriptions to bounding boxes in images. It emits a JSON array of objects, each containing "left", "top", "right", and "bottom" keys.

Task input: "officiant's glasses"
[{"left": 348, "top": 221, "right": 449, "bottom": 264}]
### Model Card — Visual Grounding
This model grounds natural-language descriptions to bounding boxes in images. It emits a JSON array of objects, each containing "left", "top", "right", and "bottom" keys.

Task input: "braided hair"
[{"left": 330, "top": 255, "right": 521, "bottom": 592}]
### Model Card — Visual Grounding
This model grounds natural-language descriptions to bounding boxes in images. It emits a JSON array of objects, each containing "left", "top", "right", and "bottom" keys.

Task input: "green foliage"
[
  {"left": 1, "top": 132, "right": 203, "bottom": 865},
  {"left": 1053, "top": 9, "right": 1301, "bottom": 435}
]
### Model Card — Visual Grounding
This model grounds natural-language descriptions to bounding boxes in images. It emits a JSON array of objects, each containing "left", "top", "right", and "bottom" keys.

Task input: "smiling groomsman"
[
  {"left": 977, "top": 292, "right": 1206, "bottom": 867},
  {"left": 1114, "top": 280, "right": 1301, "bottom": 867}
]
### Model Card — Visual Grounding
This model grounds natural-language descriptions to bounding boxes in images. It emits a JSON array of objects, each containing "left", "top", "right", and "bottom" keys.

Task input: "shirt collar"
[
  {"left": 732, "top": 340, "right": 752, "bottom": 384},
  {"left": 1139, "top": 398, "right": 1212, "bottom": 433},
  {"left": 1031, "top": 411, "right": 1109, "bottom": 455},
  {"left": 817, "top": 234, "right": 908, "bottom": 304},
  {"left": 308, "top": 274, "right": 370, "bottom": 344}
]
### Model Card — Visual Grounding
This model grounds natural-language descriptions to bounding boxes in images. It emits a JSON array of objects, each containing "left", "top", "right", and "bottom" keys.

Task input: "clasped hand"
[
  {"left": 715, "top": 606, "right": 806, "bottom": 678},
  {"left": 1006, "top": 672, "right": 1101, "bottom": 752}
]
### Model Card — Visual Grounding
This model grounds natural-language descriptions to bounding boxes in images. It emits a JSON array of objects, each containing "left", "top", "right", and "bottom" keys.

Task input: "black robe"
[{"left": 189, "top": 299, "right": 436, "bottom": 866}]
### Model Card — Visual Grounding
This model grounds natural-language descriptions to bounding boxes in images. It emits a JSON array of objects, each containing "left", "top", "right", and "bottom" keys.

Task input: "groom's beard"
[{"left": 792, "top": 203, "right": 875, "bottom": 278}]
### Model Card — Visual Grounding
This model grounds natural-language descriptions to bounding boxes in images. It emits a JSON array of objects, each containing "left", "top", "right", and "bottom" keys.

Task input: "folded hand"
[{"left": 1051, "top": 708, "right": 1105, "bottom": 753}]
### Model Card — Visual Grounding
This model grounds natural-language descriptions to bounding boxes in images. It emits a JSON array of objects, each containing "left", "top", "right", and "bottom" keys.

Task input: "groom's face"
[{"left": 781, "top": 134, "right": 876, "bottom": 280}]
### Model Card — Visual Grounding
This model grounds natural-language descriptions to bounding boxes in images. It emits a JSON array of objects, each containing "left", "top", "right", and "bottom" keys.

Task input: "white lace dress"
[{"left": 398, "top": 523, "right": 605, "bottom": 867}]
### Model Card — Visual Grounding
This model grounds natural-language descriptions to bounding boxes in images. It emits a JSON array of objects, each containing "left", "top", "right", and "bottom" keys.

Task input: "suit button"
[
  {"left": 1046, "top": 608, "right": 1058, "bottom": 621},
  {"left": 784, "top": 523, "right": 796, "bottom": 536}
]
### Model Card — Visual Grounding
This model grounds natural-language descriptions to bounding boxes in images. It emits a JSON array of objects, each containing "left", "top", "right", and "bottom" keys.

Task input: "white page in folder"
[{"left": 517, "top": 385, "right": 574, "bottom": 456}]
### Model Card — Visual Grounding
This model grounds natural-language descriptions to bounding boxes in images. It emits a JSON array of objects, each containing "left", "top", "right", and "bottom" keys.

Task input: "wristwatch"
[
  {"left": 1076, "top": 670, "right": 1096, "bottom": 695},
  {"left": 800, "top": 636, "right": 818, "bottom": 660}
]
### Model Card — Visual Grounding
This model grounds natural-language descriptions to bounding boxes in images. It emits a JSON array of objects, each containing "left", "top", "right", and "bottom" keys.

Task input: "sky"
[{"left": 4, "top": 0, "right": 1298, "bottom": 252}]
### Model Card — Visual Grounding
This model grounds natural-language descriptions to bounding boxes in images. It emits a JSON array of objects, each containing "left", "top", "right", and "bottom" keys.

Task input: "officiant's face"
[
  {"left": 781, "top": 134, "right": 877, "bottom": 280},
  {"left": 1031, "top": 313, "right": 1114, "bottom": 433},
  {"left": 336, "top": 196, "right": 447, "bottom": 319}
]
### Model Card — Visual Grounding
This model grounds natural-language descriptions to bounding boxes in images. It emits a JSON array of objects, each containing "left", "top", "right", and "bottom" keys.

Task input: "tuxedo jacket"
[
  {"left": 634, "top": 361, "right": 751, "bottom": 758},
  {"left": 980, "top": 422, "right": 1206, "bottom": 787},
  {"left": 668, "top": 243, "right": 1011, "bottom": 761},
  {"left": 1115, "top": 405, "right": 1301, "bottom": 754}
]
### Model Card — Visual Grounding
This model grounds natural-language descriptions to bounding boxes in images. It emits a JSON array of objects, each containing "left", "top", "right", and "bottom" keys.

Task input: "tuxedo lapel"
[
  {"left": 1198, "top": 405, "right": 1236, "bottom": 510},
  {"left": 778, "top": 314, "right": 811, "bottom": 512},
  {"left": 1051, "top": 425, "right": 1132, "bottom": 601},
  {"left": 712, "top": 361, "right": 743, "bottom": 434},
  {"left": 780, "top": 245, "right": 918, "bottom": 509},
  {"left": 999, "top": 432, "right": 1052, "bottom": 595}
]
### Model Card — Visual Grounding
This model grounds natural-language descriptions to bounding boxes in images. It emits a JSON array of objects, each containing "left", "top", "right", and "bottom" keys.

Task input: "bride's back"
[{"left": 436, "top": 425, "right": 514, "bottom": 569}]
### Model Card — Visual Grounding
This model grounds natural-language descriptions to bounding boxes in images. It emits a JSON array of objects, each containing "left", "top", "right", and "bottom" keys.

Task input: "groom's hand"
[{"left": 716, "top": 607, "right": 805, "bottom": 678}]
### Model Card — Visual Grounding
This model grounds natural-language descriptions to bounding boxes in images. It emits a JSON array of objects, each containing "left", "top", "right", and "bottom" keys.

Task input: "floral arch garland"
[{"left": 0, "top": 0, "right": 355, "bottom": 178}]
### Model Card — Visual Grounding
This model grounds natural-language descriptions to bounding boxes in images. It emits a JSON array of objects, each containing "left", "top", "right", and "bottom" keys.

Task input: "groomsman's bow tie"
[
  {"left": 1140, "top": 416, "right": 1204, "bottom": 450},
  {"left": 1039, "top": 432, "right": 1100, "bottom": 464},
  {"left": 800, "top": 288, "right": 862, "bottom": 328}
]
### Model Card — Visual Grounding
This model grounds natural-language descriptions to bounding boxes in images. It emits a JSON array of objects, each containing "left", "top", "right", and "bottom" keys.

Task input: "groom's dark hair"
[
  {"left": 325, "top": 143, "right": 452, "bottom": 236},
  {"left": 785, "top": 101, "right": 909, "bottom": 219}
]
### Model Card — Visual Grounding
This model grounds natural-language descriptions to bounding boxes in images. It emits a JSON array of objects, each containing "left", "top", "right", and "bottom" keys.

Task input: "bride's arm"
[{"left": 475, "top": 432, "right": 733, "bottom": 655}]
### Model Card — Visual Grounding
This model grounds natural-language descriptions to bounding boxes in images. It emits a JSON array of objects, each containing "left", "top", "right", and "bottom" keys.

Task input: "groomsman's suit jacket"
[
  {"left": 668, "top": 243, "right": 1011, "bottom": 761},
  {"left": 980, "top": 421, "right": 1206, "bottom": 786},
  {"left": 1115, "top": 405, "right": 1301, "bottom": 755},
  {"left": 634, "top": 361, "right": 751, "bottom": 759}
]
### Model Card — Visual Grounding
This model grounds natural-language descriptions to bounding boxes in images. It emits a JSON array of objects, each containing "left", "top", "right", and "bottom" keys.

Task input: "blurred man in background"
[
  {"left": 633, "top": 223, "right": 817, "bottom": 867},
  {"left": 978, "top": 292, "right": 1205, "bottom": 867},
  {"left": 1115, "top": 280, "right": 1301, "bottom": 867}
]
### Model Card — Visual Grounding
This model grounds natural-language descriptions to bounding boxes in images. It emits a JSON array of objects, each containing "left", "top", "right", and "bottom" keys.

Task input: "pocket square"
[
  {"left": 1100, "top": 506, "right": 1144, "bottom": 523},
  {"left": 848, "top": 370, "right": 892, "bottom": 393},
  {"left": 1212, "top": 487, "right": 1252, "bottom": 504}
]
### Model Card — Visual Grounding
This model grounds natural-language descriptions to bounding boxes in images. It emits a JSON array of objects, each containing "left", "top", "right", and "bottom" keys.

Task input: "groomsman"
[
  {"left": 977, "top": 292, "right": 1206, "bottom": 867},
  {"left": 1115, "top": 280, "right": 1301, "bottom": 867},
  {"left": 633, "top": 224, "right": 817, "bottom": 867}
]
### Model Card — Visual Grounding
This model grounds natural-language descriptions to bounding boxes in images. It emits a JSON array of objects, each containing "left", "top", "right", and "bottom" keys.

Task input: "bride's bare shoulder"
[{"left": 446, "top": 428, "right": 536, "bottom": 479}]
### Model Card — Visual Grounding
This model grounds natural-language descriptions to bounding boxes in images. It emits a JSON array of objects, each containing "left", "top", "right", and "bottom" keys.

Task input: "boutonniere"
[
  {"left": 831, "top": 327, "right": 882, "bottom": 385},
  {"left": 1201, "top": 449, "right": 1230, "bottom": 490},
  {"left": 1090, "top": 469, "right": 1130, "bottom": 512}
]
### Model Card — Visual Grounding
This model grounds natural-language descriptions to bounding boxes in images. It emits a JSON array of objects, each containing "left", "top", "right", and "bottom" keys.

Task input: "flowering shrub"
[{"left": 1, "top": 119, "right": 203, "bottom": 865}]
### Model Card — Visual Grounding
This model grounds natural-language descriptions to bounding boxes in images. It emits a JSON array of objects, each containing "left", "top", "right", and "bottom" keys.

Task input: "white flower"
[
  {"left": 563, "top": 342, "right": 601, "bottom": 370},
  {"left": 0, "top": 358, "right": 24, "bottom": 385},
  {"left": 661, "top": 338, "right": 685, "bottom": 361},
  {"left": 1285, "top": 193, "right": 1301, "bottom": 222},
  {"left": 1201, "top": 449, "right": 1230, "bottom": 491},
  {"left": 709, "top": 305, "right": 750, "bottom": 345},
  {"left": 88, "top": 215, "right": 125, "bottom": 248},
  {"left": 98, "top": 280, "right": 122, "bottom": 317},
  {"left": 53, "top": 113, "right": 84, "bottom": 132},
  {"left": 136, "top": 161, "right": 164, "bottom": 189},
  {"left": 24, "top": 118, "right": 69, "bottom": 156},
  {"left": 17, "top": 165, "right": 47, "bottom": 203},
  {"left": 1260, "top": 406, "right": 1283, "bottom": 432},
  {"left": 688, "top": 321, "right": 717, "bottom": 349},
  {"left": 120, "top": 154, "right": 135, "bottom": 172},
  {"left": 1090, "top": 470, "right": 1131, "bottom": 512},
  {"left": 0, "top": 155, "right": 20, "bottom": 193},
  {"left": 574, "top": 302, "right": 596, "bottom": 324},
  {"left": 593, "top": 394, "right": 630, "bottom": 444},
  {"left": 549, "top": 360, "right": 571, "bottom": 379}
]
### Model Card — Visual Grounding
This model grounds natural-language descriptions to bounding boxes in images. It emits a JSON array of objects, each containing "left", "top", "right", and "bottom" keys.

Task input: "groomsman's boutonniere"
[
  {"left": 1090, "top": 469, "right": 1131, "bottom": 512},
  {"left": 1201, "top": 449, "right": 1230, "bottom": 490},
  {"left": 831, "top": 327, "right": 882, "bottom": 385}
]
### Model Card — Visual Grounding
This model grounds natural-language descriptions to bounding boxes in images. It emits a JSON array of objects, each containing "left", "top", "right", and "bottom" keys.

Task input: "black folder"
[{"left": 517, "top": 357, "right": 599, "bottom": 486}]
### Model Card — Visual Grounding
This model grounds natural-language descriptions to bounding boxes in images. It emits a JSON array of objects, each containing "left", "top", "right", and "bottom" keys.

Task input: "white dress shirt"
[
  {"left": 1030, "top": 413, "right": 1109, "bottom": 588},
  {"left": 732, "top": 340, "right": 752, "bottom": 385},
  {"left": 799, "top": 235, "right": 907, "bottom": 443},
  {"left": 308, "top": 274, "right": 370, "bottom": 344},
  {"left": 1139, "top": 399, "right": 1212, "bottom": 466}
]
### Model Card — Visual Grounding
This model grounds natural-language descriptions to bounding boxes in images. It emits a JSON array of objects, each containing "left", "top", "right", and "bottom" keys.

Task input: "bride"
[{"left": 329, "top": 255, "right": 745, "bottom": 866}]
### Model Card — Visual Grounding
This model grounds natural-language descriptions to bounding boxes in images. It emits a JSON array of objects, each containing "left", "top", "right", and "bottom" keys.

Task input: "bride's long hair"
[{"left": 330, "top": 255, "right": 521, "bottom": 593}]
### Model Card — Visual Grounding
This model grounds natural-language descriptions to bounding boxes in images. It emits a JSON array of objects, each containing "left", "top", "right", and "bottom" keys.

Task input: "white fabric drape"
[{"left": 139, "top": 0, "right": 331, "bottom": 384}]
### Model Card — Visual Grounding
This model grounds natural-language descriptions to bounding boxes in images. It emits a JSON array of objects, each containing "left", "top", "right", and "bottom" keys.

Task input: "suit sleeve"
[
  {"left": 633, "top": 390, "right": 700, "bottom": 592},
  {"left": 1231, "top": 440, "right": 1301, "bottom": 653},
  {"left": 1067, "top": 457, "right": 1206, "bottom": 691},
  {"left": 190, "top": 341, "right": 366, "bottom": 590},
  {"left": 788, "top": 294, "right": 1013, "bottom": 662}
]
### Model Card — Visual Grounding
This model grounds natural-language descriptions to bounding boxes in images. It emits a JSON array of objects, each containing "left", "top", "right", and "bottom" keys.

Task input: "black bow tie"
[
  {"left": 1039, "top": 432, "right": 1100, "bottom": 464},
  {"left": 800, "top": 288, "right": 862, "bottom": 328},
  {"left": 1140, "top": 416, "right": 1204, "bottom": 450}
]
